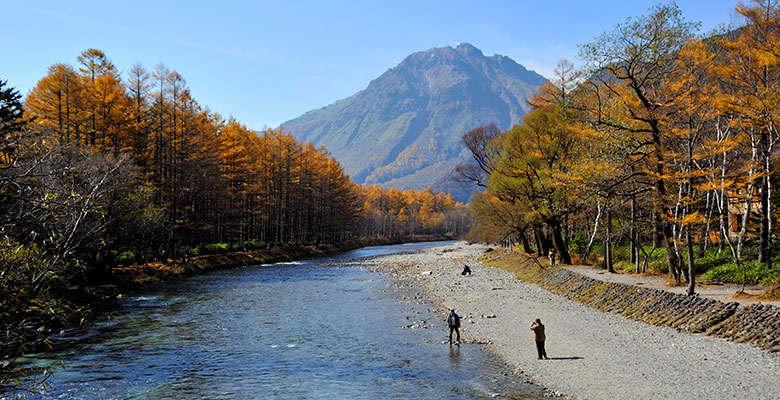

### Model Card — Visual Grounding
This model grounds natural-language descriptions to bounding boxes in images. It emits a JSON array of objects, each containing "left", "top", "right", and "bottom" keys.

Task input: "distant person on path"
[
  {"left": 530, "top": 318, "right": 547, "bottom": 359},
  {"left": 461, "top": 265, "right": 472, "bottom": 275},
  {"left": 447, "top": 309, "right": 461, "bottom": 344},
  {"left": 548, "top": 249, "right": 556, "bottom": 267}
]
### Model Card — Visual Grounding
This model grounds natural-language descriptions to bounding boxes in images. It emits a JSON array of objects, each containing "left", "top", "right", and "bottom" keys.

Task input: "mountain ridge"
[{"left": 282, "top": 43, "right": 546, "bottom": 202}]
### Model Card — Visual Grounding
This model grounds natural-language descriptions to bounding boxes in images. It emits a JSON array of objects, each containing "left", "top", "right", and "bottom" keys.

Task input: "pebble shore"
[{"left": 360, "top": 242, "right": 780, "bottom": 400}]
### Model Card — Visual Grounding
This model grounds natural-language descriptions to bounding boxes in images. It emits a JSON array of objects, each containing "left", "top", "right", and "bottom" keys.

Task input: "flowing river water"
[{"left": 4, "top": 241, "right": 545, "bottom": 399}]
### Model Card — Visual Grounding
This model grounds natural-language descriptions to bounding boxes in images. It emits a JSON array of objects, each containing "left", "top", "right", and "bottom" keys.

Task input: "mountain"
[{"left": 281, "top": 43, "right": 546, "bottom": 202}]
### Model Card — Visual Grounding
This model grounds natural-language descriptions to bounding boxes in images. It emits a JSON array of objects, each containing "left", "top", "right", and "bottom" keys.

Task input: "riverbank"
[
  {"left": 1, "top": 235, "right": 450, "bottom": 378},
  {"left": 109, "top": 235, "right": 451, "bottom": 289},
  {"left": 361, "top": 242, "right": 780, "bottom": 400}
]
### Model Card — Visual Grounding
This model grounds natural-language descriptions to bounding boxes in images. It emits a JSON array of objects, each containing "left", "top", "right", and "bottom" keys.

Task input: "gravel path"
[
  {"left": 360, "top": 242, "right": 780, "bottom": 400},
  {"left": 565, "top": 265, "right": 780, "bottom": 308}
]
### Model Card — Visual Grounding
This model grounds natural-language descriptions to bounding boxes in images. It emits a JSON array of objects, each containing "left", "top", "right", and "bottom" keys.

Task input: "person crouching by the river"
[
  {"left": 530, "top": 319, "right": 547, "bottom": 359},
  {"left": 448, "top": 309, "right": 461, "bottom": 345}
]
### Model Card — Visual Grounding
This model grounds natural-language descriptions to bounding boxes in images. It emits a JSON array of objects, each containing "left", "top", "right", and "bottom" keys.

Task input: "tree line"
[
  {"left": 461, "top": 0, "right": 779, "bottom": 295},
  {"left": 0, "top": 51, "right": 468, "bottom": 369},
  {"left": 360, "top": 185, "right": 471, "bottom": 238}
]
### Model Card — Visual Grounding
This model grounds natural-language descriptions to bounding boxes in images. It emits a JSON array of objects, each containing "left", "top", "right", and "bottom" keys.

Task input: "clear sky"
[{"left": 1, "top": 0, "right": 739, "bottom": 130}]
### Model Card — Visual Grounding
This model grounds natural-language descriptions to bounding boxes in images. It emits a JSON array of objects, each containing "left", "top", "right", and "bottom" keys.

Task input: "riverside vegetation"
[
  {"left": 0, "top": 53, "right": 469, "bottom": 380},
  {"left": 459, "top": 0, "right": 780, "bottom": 296}
]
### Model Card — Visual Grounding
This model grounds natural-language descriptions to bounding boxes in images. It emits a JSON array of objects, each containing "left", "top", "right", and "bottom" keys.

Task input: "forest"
[
  {"left": 461, "top": 0, "right": 780, "bottom": 295},
  {"left": 0, "top": 52, "right": 467, "bottom": 368}
]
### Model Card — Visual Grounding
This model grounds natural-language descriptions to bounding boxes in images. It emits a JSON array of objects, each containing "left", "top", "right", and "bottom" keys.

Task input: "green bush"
[
  {"left": 613, "top": 260, "right": 635, "bottom": 273},
  {"left": 235, "top": 240, "right": 263, "bottom": 251},
  {"left": 701, "top": 260, "right": 780, "bottom": 285},
  {"left": 693, "top": 248, "right": 731, "bottom": 273},
  {"left": 569, "top": 234, "right": 588, "bottom": 255},
  {"left": 117, "top": 250, "right": 135, "bottom": 261},
  {"left": 633, "top": 245, "right": 668, "bottom": 274},
  {"left": 611, "top": 244, "right": 631, "bottom": 262},
  {"left": 194, "top": 242, "right": 231, "bottom": 255},
  {"left": 590, "top": 242, "right": 605, "bottom": 258}
]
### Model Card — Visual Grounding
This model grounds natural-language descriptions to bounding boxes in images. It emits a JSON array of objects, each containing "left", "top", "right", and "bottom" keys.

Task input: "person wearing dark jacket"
[
  {"left": 530, "top": 318, "right": 547, "bottom": 359},
  {"left": 447, "top": 309, "right": 461, "bottom": 344}
]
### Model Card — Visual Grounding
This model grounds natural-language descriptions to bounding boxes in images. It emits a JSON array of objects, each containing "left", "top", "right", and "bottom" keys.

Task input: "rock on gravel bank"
[{"left": 362, "top": 242, "right": 780, "bottom": 400}]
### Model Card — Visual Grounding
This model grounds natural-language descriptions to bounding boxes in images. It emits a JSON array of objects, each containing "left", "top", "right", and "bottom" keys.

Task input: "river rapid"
[{"left": 4, "top": 241, "right": 544, "bottom": 399}]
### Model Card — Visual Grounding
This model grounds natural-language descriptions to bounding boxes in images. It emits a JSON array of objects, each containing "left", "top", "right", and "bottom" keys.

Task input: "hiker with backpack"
[{"left": 447, "top": 309, "right": 461, "bottom": 344}]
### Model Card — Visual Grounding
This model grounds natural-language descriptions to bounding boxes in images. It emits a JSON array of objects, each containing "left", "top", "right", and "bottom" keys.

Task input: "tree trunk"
[
  {"left": 674, "top": 181, "right": 686, "bottom": 283},
  {"left": 663, "top": 219, "right": 680, "bottom": 283},
  {"left": 533, "top": 226, "right": 546, "bottom": 257},
  {"left": 737, "top": 131, "right": 758, "bottom": 259},
  {"left": 759, "top": 130, "right": 771, "bottom": 266},
  {"left": 687, "top": 227, "right": 696, "bottom": 295},
  {"left": 630, "top": 195, "right": 636, "bottom": 264},
  {"left": 584, "top": 201, "right": 602, "bottom": 260},
  {"left": 605, "top": 205, "right": 615, "bottom": 273},
  {"left": 652, "top": 208, "right": 660, "bottom": 249},
  {"left": 548, "top": 218, "right": 572, "bottom": 265},
  {"left": 700, "top": 190, "right": 712, "bottom": 257},
  {"left": 651, "top": 123, "right": 680, "bottom": 283},
  {"left": 520, "top": 231, "right": 533, "bottom": 253},
  {"left": 720, "top": 213, "right": 748, "bottom": 293}
]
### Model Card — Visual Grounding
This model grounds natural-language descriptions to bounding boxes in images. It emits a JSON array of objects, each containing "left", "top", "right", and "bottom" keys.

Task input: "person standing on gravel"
[
  {"left": 548, "top": 249, "right": 556, "bottom": 267},
  {"left": 447, "top": 309, "right": 461, "bottom": 344},
  {"left": 530, "top": 319, "right": 547, "bottom": 359}
]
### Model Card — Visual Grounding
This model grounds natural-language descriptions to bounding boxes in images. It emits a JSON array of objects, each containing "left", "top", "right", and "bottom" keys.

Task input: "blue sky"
[{"left": 1, "top": 1, "right": 739, "bottom": 129}]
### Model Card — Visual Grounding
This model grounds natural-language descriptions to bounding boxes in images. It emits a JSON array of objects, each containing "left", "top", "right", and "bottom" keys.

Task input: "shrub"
[
  {"left": 235, "top": 240, "right": 262, "bottom": 251},
  {"left": 611, "top": 244, "right": 631, "bottom": 261},
  {"left": 613, "top": 260, "right": 635, "bottom": 273},
  {"left": 693, "top": 248, "right": 731, "bottom": 274},
  {"left": 193, "top": 242, "right": 231, "bottom": 255},
  {"left": 569, "top": 234, "right": 588, "bottom": 255},
  {"left": 701, "top": 260, "right": 780, "bottom": 285},
  {"left": 117, "top": 250, "right": 135, "bottom": 262},
  {"left": 633, "top": 245, "right": 668, "bottom": 274}
]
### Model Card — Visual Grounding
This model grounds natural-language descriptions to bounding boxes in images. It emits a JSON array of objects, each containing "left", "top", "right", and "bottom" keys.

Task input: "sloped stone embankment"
[{"left": 481, "top": 249, "right": 780, "bottom": 352}]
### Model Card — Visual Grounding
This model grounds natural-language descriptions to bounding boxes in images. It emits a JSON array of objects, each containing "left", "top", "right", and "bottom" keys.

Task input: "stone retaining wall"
[{"left": 484, "top": 250, "right": 780, "bottom": 353}]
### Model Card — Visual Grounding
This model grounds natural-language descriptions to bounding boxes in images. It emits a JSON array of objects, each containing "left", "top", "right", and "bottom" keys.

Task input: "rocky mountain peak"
[{"left": 282, "top": 44, "right": 546, "bottom": 202}]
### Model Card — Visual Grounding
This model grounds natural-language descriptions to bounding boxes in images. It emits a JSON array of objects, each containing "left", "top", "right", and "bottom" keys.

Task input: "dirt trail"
[{"left": 563, "top": 264, "right": 780, "bottom": 308}]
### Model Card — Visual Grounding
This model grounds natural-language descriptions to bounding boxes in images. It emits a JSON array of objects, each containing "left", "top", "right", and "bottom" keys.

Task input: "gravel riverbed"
[{"left": 359, "top": 242, "right": 780, "bottom": 400}]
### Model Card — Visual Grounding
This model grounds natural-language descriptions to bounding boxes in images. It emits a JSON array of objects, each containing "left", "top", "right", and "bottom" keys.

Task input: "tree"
[
  {"left": 489, "top": 104, "right": 585, "bottom": 264},
  {"left": 77, "top": 49, "right": 118, "bottom": 146},
  {"left": 126, "top": 63, "right": 151, "bottom": 157},
  {"left": 453, "top": 123, "right": 503, "bottom": 189},
  {"left": 25, "top": 64, "right": 85, "bottom": 142},
  {"left": 713, "top": 0, "right": 780, "bottom": 268},
  {"left": 579, "top": 3, "right": 700, "bottom": 282},
  {"left": 0, "top": 80, "right": 30, "bottom": 134}
]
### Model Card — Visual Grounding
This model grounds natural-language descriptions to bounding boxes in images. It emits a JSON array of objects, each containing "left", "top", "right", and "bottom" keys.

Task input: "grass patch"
[
  {"left": 701, "top": 260, "right": 780, "bottom": 285},
  {"left": 479, "top": 248, "right": 553, "bottom": 283},
  {"left": 693, "top": 248, "right": 732, "bottom": 273},
  {"left": 613, "top": 260, "right": 635, "bottom": 273},
  {"left": 194, "top": 242, "right": 231, "bottom": 255}
]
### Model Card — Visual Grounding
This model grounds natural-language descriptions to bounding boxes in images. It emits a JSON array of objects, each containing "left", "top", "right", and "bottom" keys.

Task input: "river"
[{"left": 4, "top": 241, "right": 545, "bottom": 399}]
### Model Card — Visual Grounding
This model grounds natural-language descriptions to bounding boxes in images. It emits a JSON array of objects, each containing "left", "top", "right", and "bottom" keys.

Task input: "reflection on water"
[{"left": 4, "top": 241, "right": 544, "bottom": 399}]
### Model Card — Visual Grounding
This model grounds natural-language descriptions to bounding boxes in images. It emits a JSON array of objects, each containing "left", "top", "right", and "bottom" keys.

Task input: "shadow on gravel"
[{"left": 545, "top": 356, "right": 584, "bottom": 360}]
